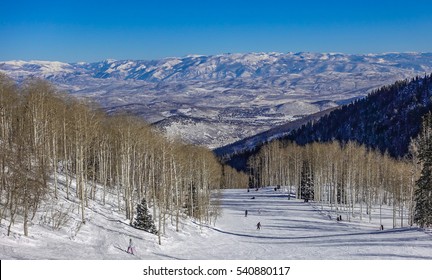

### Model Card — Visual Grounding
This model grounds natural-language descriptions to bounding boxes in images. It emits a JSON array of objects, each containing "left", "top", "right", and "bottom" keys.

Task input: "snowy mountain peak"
[{"left": 2, "top": 52, "right": 432, "bottom": 148}]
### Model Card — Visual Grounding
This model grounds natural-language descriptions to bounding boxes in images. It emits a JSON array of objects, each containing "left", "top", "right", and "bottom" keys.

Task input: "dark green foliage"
[
  {"left": 286, "top": 74, "right": 432, "bottom": 158},
  {"left": 227, "top": 74, "right": 432, "bottom": 171},
  {"left": 414, "top": 113, "right": 432, "bottom": 228},
  {"left": 300, "top": 161, "right": 314, "bottom": 201},
  {"left": 133, "top": 198, "right": 158, "bottom": 235}
]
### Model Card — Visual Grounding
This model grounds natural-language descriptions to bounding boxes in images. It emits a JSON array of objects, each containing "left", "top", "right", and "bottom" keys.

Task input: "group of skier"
[
  {"left": 244, "top": 210, "right": 262, "bottom": 229},
  {"left": 246, "top": 187, "right": 263, "bottom": 230}
]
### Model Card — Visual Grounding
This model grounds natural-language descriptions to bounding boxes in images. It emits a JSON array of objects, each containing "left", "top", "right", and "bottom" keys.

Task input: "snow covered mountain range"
[{"left": 2, "top": 52, "right": 432, "bottom": 148}]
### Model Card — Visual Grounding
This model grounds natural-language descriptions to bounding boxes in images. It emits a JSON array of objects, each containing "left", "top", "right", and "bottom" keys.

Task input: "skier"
[
  {"left": 127, "top": 238, "right": 134, "bottom": 255},
  {"left": 256, "top": 222, "right": 261, "bottom": 230},
  {"left": 245, "top": 210, "right": 248, "bottom": 217}
]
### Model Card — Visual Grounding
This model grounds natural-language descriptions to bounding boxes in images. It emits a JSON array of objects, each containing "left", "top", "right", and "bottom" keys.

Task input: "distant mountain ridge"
[
  {"left": 1, "top": 52, "right": 432, "bottom": 148},
  {"left": 225, "top": 74, "right": 432, "bottom": 171},
  {"left": 3, "top": 52, "right": 431, "bottom": 82}
]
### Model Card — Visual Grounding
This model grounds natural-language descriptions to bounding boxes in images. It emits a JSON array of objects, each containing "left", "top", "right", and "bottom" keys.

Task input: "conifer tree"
[
  {"left": 133, "top": 198, "right": 158, "bottom": 235},
  {"left": 300, "top": 160, "right": 314, "bottom": 201},
  {"left": 414, "top": 112, "right": 432, "bottom": 228}
]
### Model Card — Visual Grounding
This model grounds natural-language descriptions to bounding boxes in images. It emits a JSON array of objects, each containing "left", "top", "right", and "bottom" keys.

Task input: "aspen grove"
[
  {"left": 248, "top": 140, "right": 421, "bottom": 228},
  {"left": 0, "top": 74, "right": 248, "bottom": 243}
]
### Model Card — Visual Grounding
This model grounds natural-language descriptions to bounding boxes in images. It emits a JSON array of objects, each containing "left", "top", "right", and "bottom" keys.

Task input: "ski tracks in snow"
[{"left": 160, "top": 187, "right": 432, "bottom": 259}]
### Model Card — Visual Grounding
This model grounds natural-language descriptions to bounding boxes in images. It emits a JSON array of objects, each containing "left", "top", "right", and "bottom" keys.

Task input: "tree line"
[
  {"left": 248, "top": 139, "right": 421, "bottom": 228},
  {"left": 285, "top": 74, "right": 432, "bottom": 158},
  {"left": 230, "top": 74, "right": 432, "bottom": 229},
  {"left": 0, "top": 74, "right": 248, "bottom": 242}
]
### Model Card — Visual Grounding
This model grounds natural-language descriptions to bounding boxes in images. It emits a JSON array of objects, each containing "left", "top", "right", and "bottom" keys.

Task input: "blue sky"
[{"left": 1, "top": 0, "right": 432, "bottom": 62}]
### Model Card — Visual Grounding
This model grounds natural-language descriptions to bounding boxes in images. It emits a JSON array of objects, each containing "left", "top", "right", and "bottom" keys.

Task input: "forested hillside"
[
  {"left": 226, "top": 74, "right": 432, "bottom": 172},
  {"left": 0, "top": 74, "right": 248, "bottom": 243},
  {"left": 285, "top": 74, "right": 432, "bottom": 158}
]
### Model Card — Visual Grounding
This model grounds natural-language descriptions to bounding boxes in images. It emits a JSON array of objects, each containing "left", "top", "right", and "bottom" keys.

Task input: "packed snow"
[{"left": 1, "top": 181, "right": 431, "bottom": 260}]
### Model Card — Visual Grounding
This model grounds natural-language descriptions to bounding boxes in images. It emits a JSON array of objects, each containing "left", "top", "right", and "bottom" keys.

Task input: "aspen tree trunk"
[
  {"left": 161, "top": 147, "right": 167, "bottom": 234},
  {"left": 52, "top": 133, "right": 58, "bottom": 199},
  {"left": 63, "top": 113, "right": 70, "bottom": 200},
  {"left": 169, "top": 155, "right": 175, "bottom": 225},
  {"left": 333, "top": 161, "right": 338, "bottom": 214},
  {"left": 173, "top": 159, "right": 181, "bottom": 232},
  {"left": 99, "top": 144, "right": 108, "bottom": 205},
  {"left": 130, "top": 144, "right": 138, "bottom": 222},
  {"left": 90, "top": 151, "right": 96, "bottom": 200},
  {"left": 23, "top": 184, "right": 29, "bottom": 236},
  {"left": 7, "top": 192, "right": 17, "bottom": 236},
  {"left": 121, "top": 148, "right": 131, "bottom": 221},
  {"left": 151, "top": 156, "right": 157, "bottom": 220},
  {"left": 116, "top": 157, "right": 122, "bottom": 212},
  {"left": 80, "top": 145, "right": 86, "bottom": 224},
  {"left": 393, "top": 193, "right": 397, "bottom": 228},
  {"left": 409, "top": 172, "right": 416, "bottom": 226},
  {"left": 400, "top": 172, "right": 404, "bottom": 228}
]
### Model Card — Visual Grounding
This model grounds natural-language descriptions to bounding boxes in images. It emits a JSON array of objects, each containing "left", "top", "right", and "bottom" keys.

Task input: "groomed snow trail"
[
  {"left": 1, "top": 186, "right": 431, "bottom": 260},
  {"left": 160, "top": 187, "right": 432, "bottom": 260}
]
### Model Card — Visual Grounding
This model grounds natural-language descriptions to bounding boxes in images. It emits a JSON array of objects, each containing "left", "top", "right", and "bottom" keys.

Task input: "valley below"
[{"left": 2, "top": 52, "right": 432, "bottom": 149}]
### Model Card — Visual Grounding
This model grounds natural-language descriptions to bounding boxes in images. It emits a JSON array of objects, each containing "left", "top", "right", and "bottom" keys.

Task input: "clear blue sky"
[{"left": 1, "top": 0, "right": 432, "bottom": 62}]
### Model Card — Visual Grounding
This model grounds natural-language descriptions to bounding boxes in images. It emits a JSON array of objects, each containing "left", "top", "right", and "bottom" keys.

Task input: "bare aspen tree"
[
  {"left": 0, "top": 74, "right": 18, "bottom": 222},
  {"left": 70, "top": 100, "right": 100, "bottom": 223},
  {"left": 247, "top": 137, "right": 419, "bottom": 228},
  {"left": 0, "top": 76, "right": 247, "bottom": 237}
]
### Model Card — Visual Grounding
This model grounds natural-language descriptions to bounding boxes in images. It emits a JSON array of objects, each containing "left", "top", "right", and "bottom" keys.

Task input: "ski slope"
[
  {"left": 1, "top": 184, "right": 431, "bottom": 260},
  {"left": 162, "top": 188, "right": 432, "bottom": 260}
]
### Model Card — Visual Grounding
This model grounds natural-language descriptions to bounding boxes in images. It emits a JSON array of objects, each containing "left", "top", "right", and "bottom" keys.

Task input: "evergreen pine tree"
[
  {"left": 300, "top": 160, "right": 314, "bottom": 201},
  {"left": 133, "top": 198, "right": 158, "bottom": 235},
  {"left": 414, "top": 112, "right": 432, "bottom": 228}
]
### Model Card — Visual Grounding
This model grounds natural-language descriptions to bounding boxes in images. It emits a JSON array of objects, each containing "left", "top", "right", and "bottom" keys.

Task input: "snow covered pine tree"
[{"left": 133, "top": 198, "right": 158, "bottom": 234}]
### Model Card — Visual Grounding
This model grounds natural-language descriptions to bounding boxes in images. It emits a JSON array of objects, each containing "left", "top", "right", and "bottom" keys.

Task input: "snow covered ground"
[
  {"left": 2, "top": 184, "right": 432, "bottom": 280},
  {"left": 1, "top": 185, "right": 431, "bottom": 260},
  {"left": 163, "top": 188, "right": 432, "bottom": 260}
]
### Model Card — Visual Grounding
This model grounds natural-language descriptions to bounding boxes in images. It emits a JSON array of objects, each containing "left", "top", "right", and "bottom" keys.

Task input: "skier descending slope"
[
  {"left": 127, "top": 238, "right": 134, "bottom": 255},
  {"left": 256, "top": 222, "right": 261, "bottom": 230}
]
